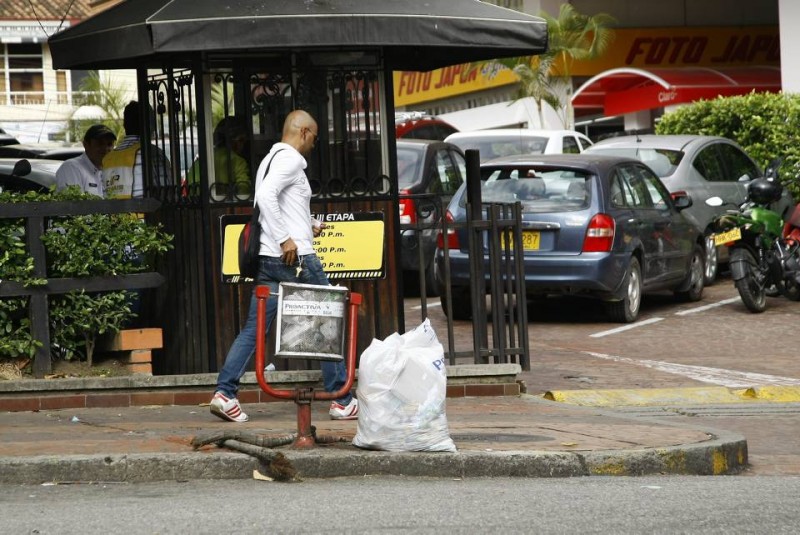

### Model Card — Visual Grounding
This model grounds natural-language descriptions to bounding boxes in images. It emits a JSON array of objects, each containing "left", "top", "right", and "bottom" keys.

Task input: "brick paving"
[{"left": 407, "top": 275, "right": 800, "bottom": 476}]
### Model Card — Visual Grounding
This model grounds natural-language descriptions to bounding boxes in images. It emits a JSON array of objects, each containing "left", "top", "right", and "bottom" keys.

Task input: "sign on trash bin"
[{"left": 275, "top": 282, "right": 347, "bottom": 361}]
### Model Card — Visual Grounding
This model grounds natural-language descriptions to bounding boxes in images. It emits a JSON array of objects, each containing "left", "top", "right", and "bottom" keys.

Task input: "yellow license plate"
[
  {"left": 501, "top": 231, "right": 540, "bottom": 250},
  {"left": 713, "top": 227, "right": 742, "bottom": 246}
]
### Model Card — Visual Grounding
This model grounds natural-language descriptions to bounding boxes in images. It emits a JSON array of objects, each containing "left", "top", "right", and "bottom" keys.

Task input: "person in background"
[
  {"left": 186, "top": 116, "right": 250, "bottom": 198},
  {"left": 103, "top": 100, "right": 169, "bottom": 198},
  {"left": 54, "top": 124, "right": 116, "bottom": 196},
  {"left": 210, "top": 109, "right": 359, "bottom": 423}
]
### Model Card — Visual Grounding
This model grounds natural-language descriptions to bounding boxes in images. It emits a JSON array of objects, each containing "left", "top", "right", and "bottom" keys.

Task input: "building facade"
[
  {"left": 396, "top": 0, "right": 786, "bottom": 137},
  {"left": 0, "top": 0, "right": 133, "bottom": 143}
]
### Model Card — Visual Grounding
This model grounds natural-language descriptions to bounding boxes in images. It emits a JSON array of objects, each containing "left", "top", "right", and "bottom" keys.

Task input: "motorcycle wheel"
[
  {"left": 783, "top": 280, "right": 800, "bottom": 301},
  {"left": 765, "top": 285, "right": 781, "bottom": 297},
  {"left": 732, "top": 249, "right": 767, "bottom": 313}
]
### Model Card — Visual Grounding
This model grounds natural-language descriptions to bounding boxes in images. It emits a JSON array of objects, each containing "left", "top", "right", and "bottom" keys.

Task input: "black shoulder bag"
[{"left": 238, "top": 149, "right": 284, "bottom": 279}]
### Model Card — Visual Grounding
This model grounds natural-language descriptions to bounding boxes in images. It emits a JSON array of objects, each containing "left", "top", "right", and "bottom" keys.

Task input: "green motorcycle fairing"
[{"left": 748, "top": 206, "right": 783, "bottom": 239}]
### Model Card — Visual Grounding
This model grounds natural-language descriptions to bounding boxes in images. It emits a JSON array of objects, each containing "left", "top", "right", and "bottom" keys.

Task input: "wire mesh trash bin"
[{"left": 275, "top": 282, "right": 348, "bottom": 361}]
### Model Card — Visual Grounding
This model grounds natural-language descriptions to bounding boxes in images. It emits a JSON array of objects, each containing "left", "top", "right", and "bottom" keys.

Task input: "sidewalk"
[{"left": 0, "top": 393, "right": 747, "bottom": 484}]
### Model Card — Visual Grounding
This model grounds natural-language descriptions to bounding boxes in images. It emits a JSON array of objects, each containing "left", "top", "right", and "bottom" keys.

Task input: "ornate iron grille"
[{"left": 146, "top": 68, "right": 198, "bottom": 206}]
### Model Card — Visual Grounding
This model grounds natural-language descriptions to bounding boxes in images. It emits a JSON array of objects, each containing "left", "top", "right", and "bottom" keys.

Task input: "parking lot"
[
  {"left": 405, "top": 273, "right": 800, "bottom": 475},
  {"left": 404, "top": 273, "right": 800, "bottom": 395}
]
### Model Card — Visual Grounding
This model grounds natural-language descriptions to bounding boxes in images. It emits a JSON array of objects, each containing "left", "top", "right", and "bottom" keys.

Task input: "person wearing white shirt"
[
  {"left": 210, "top": 109, "right": 359, "bottom": 423},
  {"left": 54, "top": 124, "right": 116, "bottom": 196}
]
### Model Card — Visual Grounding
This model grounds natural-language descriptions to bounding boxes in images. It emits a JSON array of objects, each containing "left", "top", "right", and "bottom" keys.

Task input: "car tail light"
[
  {"left": 583, "top": 213, "right": 615, "bottom": 252},
  {"left": 398, "top": 189, "right": 416, "bottom": 225},
  {"left": 437, "top": 210, "right": 459, "bottom": 250}
]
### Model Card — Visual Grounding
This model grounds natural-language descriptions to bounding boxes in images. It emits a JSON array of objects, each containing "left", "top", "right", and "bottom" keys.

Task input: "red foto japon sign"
[{"left": 569, "top": 26, "right": 779, "bottom": 76}]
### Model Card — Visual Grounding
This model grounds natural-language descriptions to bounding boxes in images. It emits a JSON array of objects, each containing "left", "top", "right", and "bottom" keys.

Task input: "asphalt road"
[
  {"left": 3, "top": 476, "right": 799, "bottom": 533},
  {"left": 405, "top": 272, "right": 800, "bottom": 476}
]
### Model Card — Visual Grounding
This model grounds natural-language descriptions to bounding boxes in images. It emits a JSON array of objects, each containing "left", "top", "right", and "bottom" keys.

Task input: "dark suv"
[{"left": 397, "top": 139, "right": 466, "bottom": 295}]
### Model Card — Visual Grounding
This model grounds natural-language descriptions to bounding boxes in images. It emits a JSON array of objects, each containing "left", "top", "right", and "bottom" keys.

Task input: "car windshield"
[
  {"left": 591, "top": 147, "right": 683, "bottom": 177},
  {"left": 396, "top": 147, "right": 423, "bottom": 188},
  {"left": 453, "top": 135, "right": 548, "bottom": 162},
  {"left": 461, "top": 166, "right": 591, "bottom": 213}
]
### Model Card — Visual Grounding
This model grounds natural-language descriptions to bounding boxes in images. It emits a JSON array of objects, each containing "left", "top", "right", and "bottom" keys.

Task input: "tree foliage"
[
  {"left": 493, "top": 5, "right": 615, "bottom": 129},
  {"left": 59, "top": 71, "right": 130, "bottom": 143},
  {"left": 656, "top": 92, "right": 800, "bottom": 197}
]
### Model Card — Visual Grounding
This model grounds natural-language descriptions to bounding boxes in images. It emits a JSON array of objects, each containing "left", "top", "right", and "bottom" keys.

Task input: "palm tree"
[
  {"left": 494, "top": 5, "right": 615, "bottom": 129},
  {"left": 544, "top": 4, "right": 616, "bottom": 127},
  {"left": 71, "top": 71, "right": 130, "bottom": 140}
]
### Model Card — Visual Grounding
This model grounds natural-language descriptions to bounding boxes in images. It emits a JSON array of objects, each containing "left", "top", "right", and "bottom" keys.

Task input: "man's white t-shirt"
[
  {"left": 254, "top": 143, "right": 319, "bottom": 258},
  {"left": 54, "top": 153, "right": 104, "bottom": 197}
]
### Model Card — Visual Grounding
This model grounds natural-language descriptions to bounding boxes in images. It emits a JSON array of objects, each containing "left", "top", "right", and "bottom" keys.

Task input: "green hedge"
[
  {"left": 0, "top": 188, "right": 172, "bottom": 367},
  {"left": 655, "top": 91, "right": 800, "bottom": 198}
]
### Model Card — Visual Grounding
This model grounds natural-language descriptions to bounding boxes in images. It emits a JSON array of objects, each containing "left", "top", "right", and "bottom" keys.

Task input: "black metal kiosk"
[{"left": 47, "top": 0, "right": 547, "bottom": 375}]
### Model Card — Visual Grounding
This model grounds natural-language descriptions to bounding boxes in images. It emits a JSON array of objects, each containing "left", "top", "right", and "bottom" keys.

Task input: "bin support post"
[
  {"left": 253, "top": 285, "right": 362, "bottom": 449},
  {"left": 294, "top": 397, "right": 315, "bottom": 449}
]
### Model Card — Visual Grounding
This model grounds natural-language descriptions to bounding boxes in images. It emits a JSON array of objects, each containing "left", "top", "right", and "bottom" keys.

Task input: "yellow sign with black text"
[{"left": 220, "top": 212, "right": 385, "bottom": 283}]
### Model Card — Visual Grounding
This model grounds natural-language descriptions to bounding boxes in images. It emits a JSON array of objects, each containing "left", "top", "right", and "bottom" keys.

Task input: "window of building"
[{"left": 2, "top": 43, "right": 45, "bottom": 105}]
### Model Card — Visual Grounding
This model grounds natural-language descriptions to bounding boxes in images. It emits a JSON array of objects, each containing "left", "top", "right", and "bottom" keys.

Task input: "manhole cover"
[{"left": 451, "top": 433, "right": 551, "bottom": 443}]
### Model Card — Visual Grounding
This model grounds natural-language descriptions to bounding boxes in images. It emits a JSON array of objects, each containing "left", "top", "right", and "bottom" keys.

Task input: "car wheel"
[
  {"left": 703, "top": 233, "right": 719, "bottom": 285},
  {"left": 675, "top": 244, "right": 705, "bottom": 302},
  {"left": 441, "top": 286, "right": 472, "bottom": 321},
  {"left": 424, "top": 258, "right": 441, "bottom": 297},
  {"left": 606, "top": 257, "right": 642, "bottom": 323}
]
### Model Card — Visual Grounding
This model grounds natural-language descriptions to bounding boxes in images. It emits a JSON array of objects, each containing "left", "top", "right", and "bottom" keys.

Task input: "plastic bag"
[{"left": 353, "top": 319, "right": 456, "bottom": 452}]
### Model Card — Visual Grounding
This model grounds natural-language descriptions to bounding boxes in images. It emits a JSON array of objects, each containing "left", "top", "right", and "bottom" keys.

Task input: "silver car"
[
  {"left": 445, "top": 129, "right": 594, "bottom": 163},
  {"left": 586, "top": 135, "right": 794, "bottom": 284}
]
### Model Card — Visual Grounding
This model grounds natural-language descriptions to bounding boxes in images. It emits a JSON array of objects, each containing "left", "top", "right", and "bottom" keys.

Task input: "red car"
[{"left": 395, "top": 112, "right": 458, "bottom": 141}]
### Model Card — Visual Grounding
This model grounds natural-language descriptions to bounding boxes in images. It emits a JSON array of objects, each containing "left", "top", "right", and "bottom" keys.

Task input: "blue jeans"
[{"left": 215, "top": 254, "right": 352, "bottom": 405}]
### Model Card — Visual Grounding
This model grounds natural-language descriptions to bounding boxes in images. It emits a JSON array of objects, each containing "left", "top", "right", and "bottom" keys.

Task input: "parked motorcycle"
[{"left": 707, "top": 177, "right": 800, "bottom": 312}]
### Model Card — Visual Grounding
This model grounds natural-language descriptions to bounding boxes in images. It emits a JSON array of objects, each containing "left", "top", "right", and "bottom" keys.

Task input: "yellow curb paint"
[
  {"left": 543, "top": 387, "right": 748, "bottom": 407},
  {"left": 740, "top": 386, "right": 800, "bottom": 402},
  {"left": 712, "top": 450, "right": 728, "bottom": 475},
  {"left": 589, "top": 460, "right": 628, "bottom": 476},
  {"left": 658, "top": 449, "right": 687, "bottom": 473}
]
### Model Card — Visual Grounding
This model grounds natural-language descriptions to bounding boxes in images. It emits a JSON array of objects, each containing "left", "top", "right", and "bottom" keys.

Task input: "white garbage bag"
[{"left": 353, "top": 319, "right": 456, "bottom": 452}]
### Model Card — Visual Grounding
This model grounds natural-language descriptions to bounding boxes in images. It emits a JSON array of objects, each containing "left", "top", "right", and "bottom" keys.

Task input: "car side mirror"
[{"left": 12, "top": 159, "right": 32, "bottom": 177}]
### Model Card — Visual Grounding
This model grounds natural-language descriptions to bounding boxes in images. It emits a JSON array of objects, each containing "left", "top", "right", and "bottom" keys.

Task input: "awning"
[
  {"left": 47, "top": 0, "right": 548, "bottom": 72},
  {"left": 572, "top": 66, "right": 782, "bottom": 117}
]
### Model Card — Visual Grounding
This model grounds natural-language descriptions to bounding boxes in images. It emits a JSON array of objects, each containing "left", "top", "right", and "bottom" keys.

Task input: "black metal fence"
[{"left": 400, "top": 156, "right": 530, "bottom": 370}]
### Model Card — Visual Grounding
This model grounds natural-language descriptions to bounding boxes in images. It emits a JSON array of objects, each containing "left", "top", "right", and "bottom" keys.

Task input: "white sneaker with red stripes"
[
  {"left": 329, "top": 398, "right": 359, "bottom": 420},
  {"left": 209, "top": 391, "right": 249, "bottom": 423}
]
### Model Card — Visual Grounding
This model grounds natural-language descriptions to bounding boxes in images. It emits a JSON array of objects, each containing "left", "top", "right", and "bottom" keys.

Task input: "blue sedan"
[{"left": 435, "top": 153, "right": 705, "bottom": 323}]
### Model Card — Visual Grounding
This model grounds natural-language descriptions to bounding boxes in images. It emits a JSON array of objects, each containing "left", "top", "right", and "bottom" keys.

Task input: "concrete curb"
[{"left": 0, "top": 428, "right": 748, "bottom": 484}]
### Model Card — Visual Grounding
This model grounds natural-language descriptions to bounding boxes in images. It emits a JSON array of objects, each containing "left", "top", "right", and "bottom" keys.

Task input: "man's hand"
[
  {"left": 313, "top": 222, "right": 327, "bottom": 238},
  {"left": 281, "top": 237, "right": 298, "bottom": 266}
]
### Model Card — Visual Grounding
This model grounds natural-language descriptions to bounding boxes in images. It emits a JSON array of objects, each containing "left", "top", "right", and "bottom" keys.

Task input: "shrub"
[
  {"left": 0, "top": 188, "right": 172, "bottom": 367},
  {"left": 656, "top": 91, "right": 800, "bottom": 198}
]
